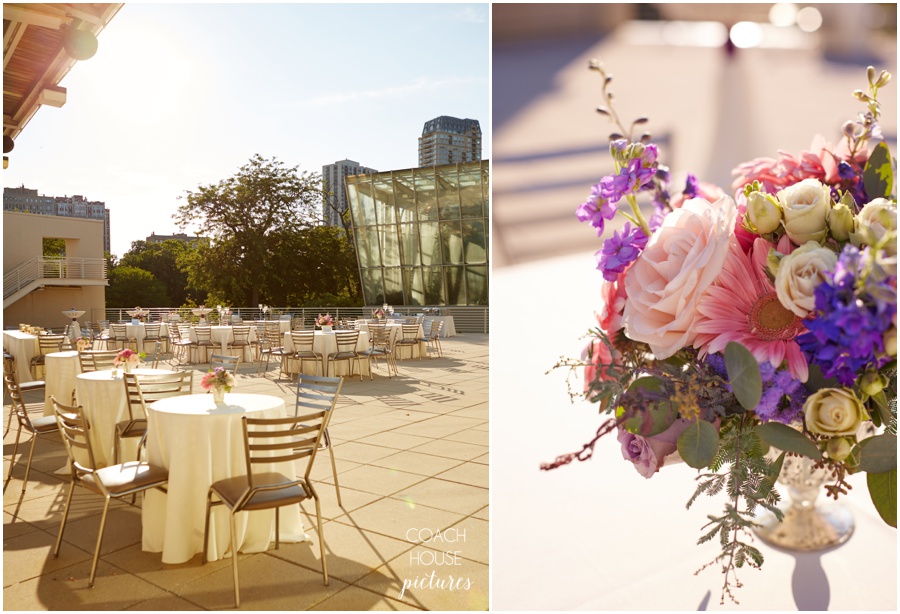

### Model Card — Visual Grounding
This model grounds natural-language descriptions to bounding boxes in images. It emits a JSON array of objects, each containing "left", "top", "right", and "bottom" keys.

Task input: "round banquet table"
[
  {"left": 74, "top": 368, "right": 176, "bottom": 468},
  {"left": 43, "top": 350, "right": 81, "bottom": 415},
  {"left": 142, "top": 392, "right": 307, "bottom": 564},
  {"left": 104, "top": 323, "right": 170, "bottom": 353},
  {"left": 188, "top": 325, "right": 258, "bottom": 362},
  {"left": 281, "top": 330, "right": 371, "bottom": 377},
  {"left": 3, "top": 330, "right": 39, "bottom": 383},
  {"left": 355, "top": 322, "right": 426, "bottom": 359}
]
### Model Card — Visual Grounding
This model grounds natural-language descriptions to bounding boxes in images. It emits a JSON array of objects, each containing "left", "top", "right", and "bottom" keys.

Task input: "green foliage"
[
  {"left": 754, "top": 422, "right": 823, "bottom": 460},
  {"left": 863, "top": 141, "right": 894, "bottom": 200},
  {"left": 106, "top": 266, "right": 169, "bottom": 307},
  {"left": 678, "top": 420, "right": 719, "bottom": 469},
  {"left": 618, "top": 377, "right": 677, "bottom": 436},
  {"left": 724, "top": 342, "right": 762, "bottom": 411},
  {"left": 867, "top": 469, "right": 897, "bottom": 527},
  {"left": 119, "top": 239, "right": 199, "bottom": 306},
  {"left": 858, "top": 434, "right": 898, "bottom": 473},
  {"left": 43, "top": 238, "right": 66, "bottom": 257}
]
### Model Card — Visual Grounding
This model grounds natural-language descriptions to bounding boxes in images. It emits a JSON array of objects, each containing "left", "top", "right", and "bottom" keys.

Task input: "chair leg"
[
  {"left": 230, "top": 512, "right": 241, "bottom": 608},
  {"left": 3, "top": 402, "right": 15, "bottom": 437},
  {"left": 202, "top": 491, "right": 213, "bottom": 564},
  {"left": 328, "top": 439, "right": 342, "bottom": 507},
  {"left": 315, "top": 496, "right": 329, "bottom": 585},
  {"left": 4, "top": 423, "right": 23, "bottom": 492},
  {"left": 53, "top": 479, "right": 77, "bottom": 558},
  {"left": 21, "top": 432, "right": 40, "bottom": 492},
  {"left": 89, "top": 496, "right": 112, "bottom": 587}
]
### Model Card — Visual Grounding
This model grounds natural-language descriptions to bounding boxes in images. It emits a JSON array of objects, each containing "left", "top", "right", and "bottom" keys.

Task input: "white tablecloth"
[
  {"left": 492, "top": 252, "right": 897, "bottom": 610},
  {"left": 142, "top": 392, "right": 306, "bottom": 564},
  {"left": 188, "top": 325, "right": 258, "bottom": 362},
  {"left": 424, "top": 315, "right": 456, "bottom": 337},
  {"left": 254, "top": 320, "right": 291, "bottom": 334},
  {"left": 3, "top": 330, "right": 38, "bottom": 383},
  {"left": 281, "top": 330, "right": 371, "bottom": 377},
  {"left": 104, "top": 323, "right": 170, "bottom": 352},
  {"left": 74, "top": 368, "right": 177, "bottom": 468},
  {"left": 356, "top": 323, "right": 426, "bottom": 359},
  {"left": 43, "top": 350, "right": 81, "bottom": 415}
]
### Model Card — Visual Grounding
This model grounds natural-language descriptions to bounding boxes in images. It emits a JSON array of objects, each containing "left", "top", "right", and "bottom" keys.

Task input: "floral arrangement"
[
  {"left": 372, "top": 308, "right": 385, "bottom": 319},
  {"left": 113, "top": 348, "right": 141, "bottom": 369},
  {"left": 201, "top": 367, "right": 236, "bottom": 393},
  {"left": 316, "top": 313, "right": 334, "bottom": 327},
  {"left": 75, "top": 337, "right": 90, "bottom": 352},
  {"left": 549, "top": 63, "right": 897, "bottom": 602}
]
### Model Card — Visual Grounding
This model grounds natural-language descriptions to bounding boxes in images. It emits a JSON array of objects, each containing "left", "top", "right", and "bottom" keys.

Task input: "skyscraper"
[
  {"left": 321, "top": 159, "right": 377, "bottom": 228},
  {"left": 417, "top": 116, "right": 482, "bottom": 167}
]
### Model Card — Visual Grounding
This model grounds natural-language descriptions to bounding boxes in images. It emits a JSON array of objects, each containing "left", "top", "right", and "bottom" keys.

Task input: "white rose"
[
  {"left": 852, "top": 198, "right": 897, "bottom": 247},
  {"left": 623, "top": 196, "right": 736, "bottom": 359},
  {"left": 774, "top": 242, "right": 838, "bottom": 317},
  {"left": 745, "top": 191, "right": 782, "bottom": 234},
  {"left": 804, "top": 388, "right": 867, "bottom": 437},
  {"left": 776, "top": 178, "right": 831, "bottom": 244}
]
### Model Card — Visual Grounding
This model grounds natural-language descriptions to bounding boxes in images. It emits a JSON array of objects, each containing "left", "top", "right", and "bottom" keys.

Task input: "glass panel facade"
[{"left": 346, "top": 160, "right": 489, "bottom": 306}]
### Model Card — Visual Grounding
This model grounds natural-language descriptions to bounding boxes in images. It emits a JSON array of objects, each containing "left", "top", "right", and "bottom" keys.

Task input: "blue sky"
[{"left": 4, "top": 2, "right": 489, "bottom": 257}]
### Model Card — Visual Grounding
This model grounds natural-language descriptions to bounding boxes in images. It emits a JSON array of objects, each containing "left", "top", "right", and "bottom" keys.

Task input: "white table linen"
[
  {"left": 356, "top": 322, "right": 426, "bottom": 359},
  {"left": 74, "top": 368, "right": 176, "bottom": 468},
  {"left": 104, "top": 323, "right": 170, "bottom": 352},
  {"left": 424, "top": 315, "right": 456, "bottom": 337},
  {"left": 142, "top": 393, "right": 306, "bottom": 564},
  {"left": 281, "top": 330, "right": 371, "bottom": 377},
  {"left": 254, "top": 320, "right": 291, "bottom": 334},
  {"left": 188, "top": 325, "right": 258, "bottom": 362},
  {"left": 3, "top": 330, "right": 38, "bottom": 383},
  {"left": 43, "top": 351, "right": 81, "bottom": 415}
]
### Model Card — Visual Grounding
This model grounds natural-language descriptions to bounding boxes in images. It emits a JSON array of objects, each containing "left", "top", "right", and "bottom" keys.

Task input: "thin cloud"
[
  {"left": 276, "top": 76, "right": 484, "bottom": 109},
  {"left": 454, "top": 6, "right": 486, "bottom": 24}
]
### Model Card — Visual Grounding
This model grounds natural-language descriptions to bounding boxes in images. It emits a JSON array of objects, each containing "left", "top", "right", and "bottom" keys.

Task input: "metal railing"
[
  {"left": 95, "top": 305, "right": 490, "bottom": 333},
  {"left": 4, "top": 257, "right": 108, "bottom": 299}
]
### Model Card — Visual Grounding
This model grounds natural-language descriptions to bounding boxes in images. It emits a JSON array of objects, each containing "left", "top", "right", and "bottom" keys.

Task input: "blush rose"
[{"left": 616, "top": 418, "right": 692, "bottom": 479}]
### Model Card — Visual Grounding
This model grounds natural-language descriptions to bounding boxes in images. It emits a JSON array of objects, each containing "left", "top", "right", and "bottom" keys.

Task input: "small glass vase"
[
  {"left": 123, "top": 363, "right": 132, "bottom": 374},
  {"left": 753, "top": 453, "right": 854, "bottom": 551},
  {"left": 321, "top": 325, "right": 333, "bottom": 333},
  {"left": 212, "top": 387, "right": 226, "bottom": 404}
]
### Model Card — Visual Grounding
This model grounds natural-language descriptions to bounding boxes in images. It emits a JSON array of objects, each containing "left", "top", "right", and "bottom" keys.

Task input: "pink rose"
[
  {"left": 622, "top": 195, "right": 737, "bottom": 359},
  {"left": 670, "top": 181, "right": 726, "bottom": 210},
  {"left": 616, "top": 418, "right": 692, "bottom": 479},
  {"left": 596, "top": 269, "right": 628, "bottom": 335},
  {"left": 582, "top": 336, "right": 617, "bottom": 394}
]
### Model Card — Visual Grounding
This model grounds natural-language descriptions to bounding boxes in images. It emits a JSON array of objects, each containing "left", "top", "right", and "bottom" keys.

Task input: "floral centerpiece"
[
  {"left": 113, "top": 349, "right": 141, "bottom": 373},
  {"left": 75, "top": 337, "right": 90, "bottom": 352},
  {"left": 548, "top": 63, "right": 897, "bottom": 603},
  {"left": 201, "top": 367, "right": 236, "bottom": 403},
  {"left": 316, "top": 313, "right": 334, "bottom": 329},
  {"left": 372, "top": 308, "right": 385, "bottom": 320}
]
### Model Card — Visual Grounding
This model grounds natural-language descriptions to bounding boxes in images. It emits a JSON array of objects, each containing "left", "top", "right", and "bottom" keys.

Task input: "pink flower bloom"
[
  {"left": 694, "top": 237, "right": 809, "bottom": 382},
  {"left": 670, "top": 181, "right": 726, "bottom": 210},
  {"left": 596, "top": 269, "right": 628, "bottom": 335},
  {"left": 582, "top": 336, "right": 617, "bottom": 394},
  {"left": 616, "top": 418, "right": 692, "bottom": 479}
]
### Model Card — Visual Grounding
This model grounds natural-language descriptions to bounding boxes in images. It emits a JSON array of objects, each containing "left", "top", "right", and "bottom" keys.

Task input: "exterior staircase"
[{"left": 3, "top": 257, "right": 108, "bottom": 309}]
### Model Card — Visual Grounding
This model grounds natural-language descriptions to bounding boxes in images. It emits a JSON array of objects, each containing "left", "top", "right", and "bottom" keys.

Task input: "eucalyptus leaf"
[
  {"left": 724, "top": 342, "right": 761, "bottom": 410},
  {"left": 867, "top": 469, "right": 897, "bottom": 528},
  {"left": 617, "top": 376, "right": 678, "bottom": 437},
  {"left": 755, "top": 422, "right": 823, "bottom": 460},
  {"left": 863, "top": 141, "right": 894, "bottom": 200},
  {"left": 677, "top": 420, "right": 719, "bottom": 469},
  {"left": 858, "top": 434, "right": 898, "bottom": 474}
]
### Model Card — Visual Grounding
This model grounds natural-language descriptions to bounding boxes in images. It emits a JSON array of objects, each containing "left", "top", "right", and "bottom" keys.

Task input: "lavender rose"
[{"left": 616, "top": 418, "right": 693, "bottom": 479}]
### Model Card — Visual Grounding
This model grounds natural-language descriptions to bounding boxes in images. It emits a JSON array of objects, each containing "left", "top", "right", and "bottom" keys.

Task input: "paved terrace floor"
[{"left": 3, "top": 335, "right": 488, "bottom": 610}]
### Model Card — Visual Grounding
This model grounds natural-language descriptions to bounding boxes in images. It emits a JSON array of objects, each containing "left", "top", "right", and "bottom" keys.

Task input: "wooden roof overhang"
[{"left": 3, "top": 3, "right": 122, "bottom": 164}]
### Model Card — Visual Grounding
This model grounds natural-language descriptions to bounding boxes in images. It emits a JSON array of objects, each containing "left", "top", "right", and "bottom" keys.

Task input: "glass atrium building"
[{"left": 345, "top": 160, "right": 489, "bottom": 306}]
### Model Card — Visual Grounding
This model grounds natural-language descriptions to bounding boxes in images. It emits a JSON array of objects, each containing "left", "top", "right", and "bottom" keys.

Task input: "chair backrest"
[
  {"left": 144, "top": 323, "right": 161, "bottom": 338},
  {"left": 290, "top": 330, "right": 316, "bottom": 352},
  {"left": 265, "top": 321, "right": 281, "bottom": 335},
  {"left": 420, "top": 320, "right": 433, "bottom": 338},
  {"left": 231, "top": 325, "right": 251, "bottom": 343},
  {"left": 50, "top": 396, "right": 97, "bottom": 476},
  {"left": 123, "top": 371, "right": 193, "bottom": 421},
  {"left": 177, "top": 323, "right": 193, "bottom": 339},
  {"left": 91, "top": 322, "right": 103, "bottom": 335},
  {"left": 431, "top": 320, "right": 444, "bottom": 339},
  {"left": 141, "top": 340, "right": 162, "bottom": 369},
  {"left": 110, "top": 323, "right": 127, "bottom": 339},
  {"left": 370, "top": 325, "right": 392, "bottom": 349},
  {"left": 4, "top": 371, "right": 29, "bottom": 420},
  {"left": 401, "top": 324, "right": 419, "bottom": 340},
  {"left": 78, "top": 350, "right": 119, "bottom": 372},
  {"left": 194, "top": 326, "right": 212, "bottom": 342},
  {"left": 242, "top": 408, "right": 329, "bottom": 489},
  {"left": 38, "top": 335, "right": 66, "bottom": 355},
  {"left": 333, "top": 330, "right": 359, "bottom": 352},
  {"left": 209, "top": 353, "right": 240, "bottom": 373},
  {"left": 294, "top": 375, "right": 343, "bottom": 426},
  {"left": 265, "top": 330, "right": 283, "bottom": 347},
  {"left": 254, "top": 321, "right": 268, "bottom": 336}
]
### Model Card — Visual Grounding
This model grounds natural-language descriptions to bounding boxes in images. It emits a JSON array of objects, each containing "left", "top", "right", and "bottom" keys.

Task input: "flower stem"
[{"left": 625, "top": 194, "right": 651, "bottom": 236}]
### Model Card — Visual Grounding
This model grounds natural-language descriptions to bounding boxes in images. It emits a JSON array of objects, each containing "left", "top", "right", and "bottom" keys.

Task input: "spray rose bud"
[
  {"left": 827, "top": 202, "right": 855, "bottom": 242},
  {"left": 766, "top": 247, "right": 784, "bottom": 278},
  {"left": 826, "top": 437, "right": 853, "bottom": 462},
  {"left": 885, "top": 325, "right": 897, "bottom": 357},
  {"left": 851, "top": 198, "right": 897, "bottom": 247},
  {"left": 777, "top": 178, "right": 831, "bottom": 244},
  {"left": 746, "top": 191, "right": 783, "bottom": 234},
  {"left": 858, "top": 371, "right": 888, "bottom": 396}
]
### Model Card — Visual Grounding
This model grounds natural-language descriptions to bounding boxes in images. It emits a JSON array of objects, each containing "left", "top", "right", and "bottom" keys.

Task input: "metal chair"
[
  {"left": 393, "top": 324, "right": 422, "bottom": 361},
  {"left": 3, "top": 371, "right": 58, "bottom": 493},
  {"left": 78, "top": 350, "right": 119, "bottom": 372},
  {"left": 140, "top": 340, "right": 162, "bottom": 369},
  {"left": 109, "top": 323, "right": 137, "bottom": 351},
  {"left": 293, "top": 375, "right": 344, "bottom": 505},
  {"left": 202, "top": 410, "right": 332, "bottom": 607},
  {"left": 116, "top": 371, "right": 193, "bottom": 463},
  {"left": 51, "top": 396, "right": 169, "bottom": 588},
  {"left": 3, "top": 354, "right": 45, "bottom": 436},
  {"left": 169, "top": 324, "right": 196, "bottom": 366},
  {"left": 288, "top": 330, "right": 324, "bottom": 379},
  {"left": 30, "top": 335, "right": 66, "bottom": 379},
  {"left": 226, "top": 325, "right": 252, "bottom": 360},
  {"left": 209, "top": 353, "right": 240, "bottom": 374},
  {"left": 142, "top": 323, "right": 162, "bottom": 354},
  {"left": 427, "top": 320, "right": 445, "bottom": 357},
  {"left": 193, "top": 326, "right": 216, "bottom": 364},
  {"left": 257, "top": 330, "right": 287, "bottom": 377},
  {"left": 359, "top": 324, "right": 398, "bottom": 378},
  {"left": 326, "top": 330, "right": 362, "bottom": 381},
  {"left": 91, "top": 322, "right": 110, "bottom": 350}
]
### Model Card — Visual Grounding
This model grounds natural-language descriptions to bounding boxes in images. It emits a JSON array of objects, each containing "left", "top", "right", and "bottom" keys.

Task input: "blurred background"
[{"left": 492, "top": 2, "right": 898, "bottom": 267}]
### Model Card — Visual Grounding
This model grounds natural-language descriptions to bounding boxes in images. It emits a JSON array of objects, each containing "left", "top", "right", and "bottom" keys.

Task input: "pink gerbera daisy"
[{"left": 694, "top": 237, "right": 809, "bottom": 382}]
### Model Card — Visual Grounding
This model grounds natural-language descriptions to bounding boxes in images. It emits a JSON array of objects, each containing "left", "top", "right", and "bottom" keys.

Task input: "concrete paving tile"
[
  {"left": 4, "top": 509, "right": 42, "bottom": 540},
  {"left": 308, "top": 456, "right": 362, "bottom": 484},
  {"left": 390, "top": 478, "right": 487, "bottom": 516},
  {"left": 330, "top": 416, "right": 414, "bottom": 441},
  {"left": 3, "top": 527, "right": 91, "bottom": 588},
  {"left": 4, "top": 487, "right": 128, "bottom": 532},
  {"left": 354, "top": 545, "right": 489, "bottom": 611},
  {"left": 393, "top": 416, "right": 483, "bottom": 439},
  {"left": 124, "top": 593, "right": 205, "bottom": 610},
  {"left": 435, "top": 462, "right": 489, "bottom": 488},
  {"left": 368, "top": 450, "right": 465, "bottom": 478},
  {"left": 176, "top": 550, "right": 349, "bottom": 610},
  {"left": 2, "top": 556, "right": 171, "bottom": 610},
  {"left": 408, "top": 439, "right": 487, "bottom": 461},
  {"left": 332, "top": 498, "right": 464, "bottom": 543},
  {"left": 442, "top": 429, "right": 489, "bottom": 446},
  {"left": 472, "top": 506, "right": 489, "bottom": 521},
  {"left": 54, "top": 504, "right": 145, "bottom": 561},
  {"left": 321, "top": 465, "right": 428, "bottom": 497},
  {"left": 355, "top": 432, "right": 434, "bottom": 452},
  {"left": 331, "top": 441, "right": 399, "bottom": 464},
  {"left": 299, "top": 485, "right": 384, "bottom": 521},
  {"left": 310, "top": 584, "right": 423, "bottom": 610},
  {"left": 269, "top": 518, "right": 413, "bottom": 585},
  {"left": 102, "top": 544, "right": 226, "bottom": 593},
  {"left": 470, "top": 452, "right": 489, "bottom": 465},
  {"left": 444, "top": 517, "right": 488, "bottom": 565}
]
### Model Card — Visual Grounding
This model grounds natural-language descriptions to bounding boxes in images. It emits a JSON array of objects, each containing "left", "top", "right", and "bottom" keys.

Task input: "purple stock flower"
[
  {"left": 595, "top": 222, "right": 649, "bottom": 281},
  {"left": 576, "top": 183, "right": 617, "bottom": 235},
  {"left": 599, "top": 153, "right": 657, "bottom": 205},
  {"left": 683, "top": 173, "right": 700, "bottom": 199}
]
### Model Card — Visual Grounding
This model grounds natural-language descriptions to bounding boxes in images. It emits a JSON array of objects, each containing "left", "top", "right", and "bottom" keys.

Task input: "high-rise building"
[
  {"left": 417, "top": 116, "right": 482, "bottom": 167},
  {"left": 321, "top": 159, "right": 377, "bottom": 228},
  {"left": 3, "top": 186, "right": 111, "bottom": 253}
]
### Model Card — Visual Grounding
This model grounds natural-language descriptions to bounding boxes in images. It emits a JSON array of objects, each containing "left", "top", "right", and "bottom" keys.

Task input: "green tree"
[
  {"left": 174, "top": 154, "right": 323, "bottom": 306},
  {"left": 106, "top": 266, "right": 169, "bottom": 307},
  {"left": 119, "top": 239, "right": 199, "bottom": 306},
  {"left": 43, "top": 238, "right": 66, "bottom": 257}
]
